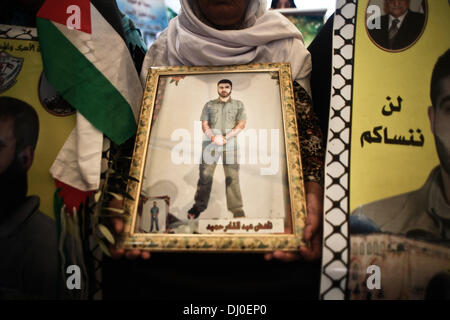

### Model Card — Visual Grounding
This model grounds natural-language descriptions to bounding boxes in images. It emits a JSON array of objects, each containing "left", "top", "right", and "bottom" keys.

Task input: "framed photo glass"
[{"left": 121, "top": 63, "right": 307, "bottom": 252}]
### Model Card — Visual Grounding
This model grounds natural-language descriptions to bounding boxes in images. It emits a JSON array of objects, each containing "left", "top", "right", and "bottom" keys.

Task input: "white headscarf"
[{"left": 143, "top": 0, "right": 312, "bottom": 94}]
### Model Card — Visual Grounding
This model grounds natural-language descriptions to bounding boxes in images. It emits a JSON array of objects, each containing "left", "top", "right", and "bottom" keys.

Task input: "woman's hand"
[
  {"left": 108, "top": 198, "right": 151, "bottom": 260},
  {"left": 264, "top": 181, "right": 323, "bottom": 262}
]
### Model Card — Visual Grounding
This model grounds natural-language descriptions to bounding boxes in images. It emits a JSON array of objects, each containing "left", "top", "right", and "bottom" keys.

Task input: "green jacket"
[{"left": 200, "top": 97, "right": 246, "bottom": 151}]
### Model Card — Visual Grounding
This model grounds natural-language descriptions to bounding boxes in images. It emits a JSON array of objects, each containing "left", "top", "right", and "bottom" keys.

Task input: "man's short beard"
[
  {"left": 219, "top": 91, "right": 231, "bottom": 98},
  {"left": 0, "top": 157, "right": 28, "bottom": 217},
  {"left": 435, "top": 135, "right": 450, "bottom": 175}
]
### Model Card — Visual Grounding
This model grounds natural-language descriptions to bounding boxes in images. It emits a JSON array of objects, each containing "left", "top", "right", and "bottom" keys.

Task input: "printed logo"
[
  {"left": 66, "top": 265, "right": 81, "bottom": 290},
  {"left": 0, "top": 51, "right": 24, "bottom": 94},
  {"left": 366, "top": 265, "right": 381, "bottom": 290},
  {"left": 38, "top": 72, "right": 76, "bottom": 117}
]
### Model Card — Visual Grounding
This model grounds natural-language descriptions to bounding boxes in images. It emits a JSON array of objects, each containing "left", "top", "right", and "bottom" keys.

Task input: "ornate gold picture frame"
[{"left": 121, "top": 63, "right": 307, "bottom": 252}]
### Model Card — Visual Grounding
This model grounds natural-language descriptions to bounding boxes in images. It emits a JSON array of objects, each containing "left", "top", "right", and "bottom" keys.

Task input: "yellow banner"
[{"left": 0, "top": 26, "right": 75, "bottom": 218}]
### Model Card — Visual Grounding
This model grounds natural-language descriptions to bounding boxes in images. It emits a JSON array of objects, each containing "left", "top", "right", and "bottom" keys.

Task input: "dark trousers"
[
  {"left": 193, "top": 147, "right": 243, "bottom": 213},
  {"left": 150, "top": 216, "right": 159, "bottom": 232}
]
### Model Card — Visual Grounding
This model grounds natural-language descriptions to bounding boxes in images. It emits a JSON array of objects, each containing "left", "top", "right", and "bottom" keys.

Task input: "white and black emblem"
[{"left": 0, "top": 51, "right": 24, "bottom": 94}]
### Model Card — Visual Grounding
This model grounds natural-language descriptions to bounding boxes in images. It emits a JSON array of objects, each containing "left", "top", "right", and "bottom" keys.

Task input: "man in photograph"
[
  {"left": 188, "top": 79, "right": 247, "bottom": 220},
  {"left": 351, "top": 50, "right": 450, "bottom": 242},
  {"left": 150, "top": 201, "right": 159, "bottom": 232},
  {"left": 368, "top": 0, "right": 425, "bottom": 50},
  {"left": 0, "top": 96, "right": 67, "bottom": 298}
]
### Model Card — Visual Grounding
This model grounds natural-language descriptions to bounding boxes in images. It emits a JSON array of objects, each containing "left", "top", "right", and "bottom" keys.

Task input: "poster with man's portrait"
[
  {"left": 321, "top": 0, "right": 450, "bottom": 300},
  {"left": 0, "top": 25, "right": 75, "bottom": 218}
]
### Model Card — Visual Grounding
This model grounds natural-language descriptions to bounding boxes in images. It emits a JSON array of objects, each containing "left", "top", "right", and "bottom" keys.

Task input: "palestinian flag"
[
  {"left": 37, "top": 0, "right": 144, "bottom": 213},
  {"left": 37, "top": 0, "right": 142, "bottom": 144}
]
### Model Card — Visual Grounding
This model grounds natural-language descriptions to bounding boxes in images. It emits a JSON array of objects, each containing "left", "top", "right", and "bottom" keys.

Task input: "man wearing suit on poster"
[{"left": 368, "top": 0, "right": 425, "bottom": 50}]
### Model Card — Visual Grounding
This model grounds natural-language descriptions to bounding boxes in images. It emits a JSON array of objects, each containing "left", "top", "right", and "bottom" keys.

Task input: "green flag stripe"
[{"left": 37, "top": 18, "right": 137, "bottom": 144}]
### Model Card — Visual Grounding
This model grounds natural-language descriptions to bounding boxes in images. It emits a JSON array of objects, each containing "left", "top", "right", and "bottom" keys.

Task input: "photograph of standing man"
[
  {"left": 188, "top": 79, "right": 247, "bottom": 220},
  {"left": 368, "top": 0, "right": 425, "bottom": 50},
  {"left": 150, "top": 201, "right": 159, "bottom": 232}
]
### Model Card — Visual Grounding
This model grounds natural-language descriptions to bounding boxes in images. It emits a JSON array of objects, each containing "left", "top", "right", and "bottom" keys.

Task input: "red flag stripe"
[
  {"left": 55, "top": 179, "right": 95, "bottom": 214},
  {"left": 37, "top": 0, "right": 92, "bottom": 34}
]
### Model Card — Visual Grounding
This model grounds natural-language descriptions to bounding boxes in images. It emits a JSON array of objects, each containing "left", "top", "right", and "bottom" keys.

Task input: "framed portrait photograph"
[{"left": 121, "top": 63, "right": 307, "bottom": 252}]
